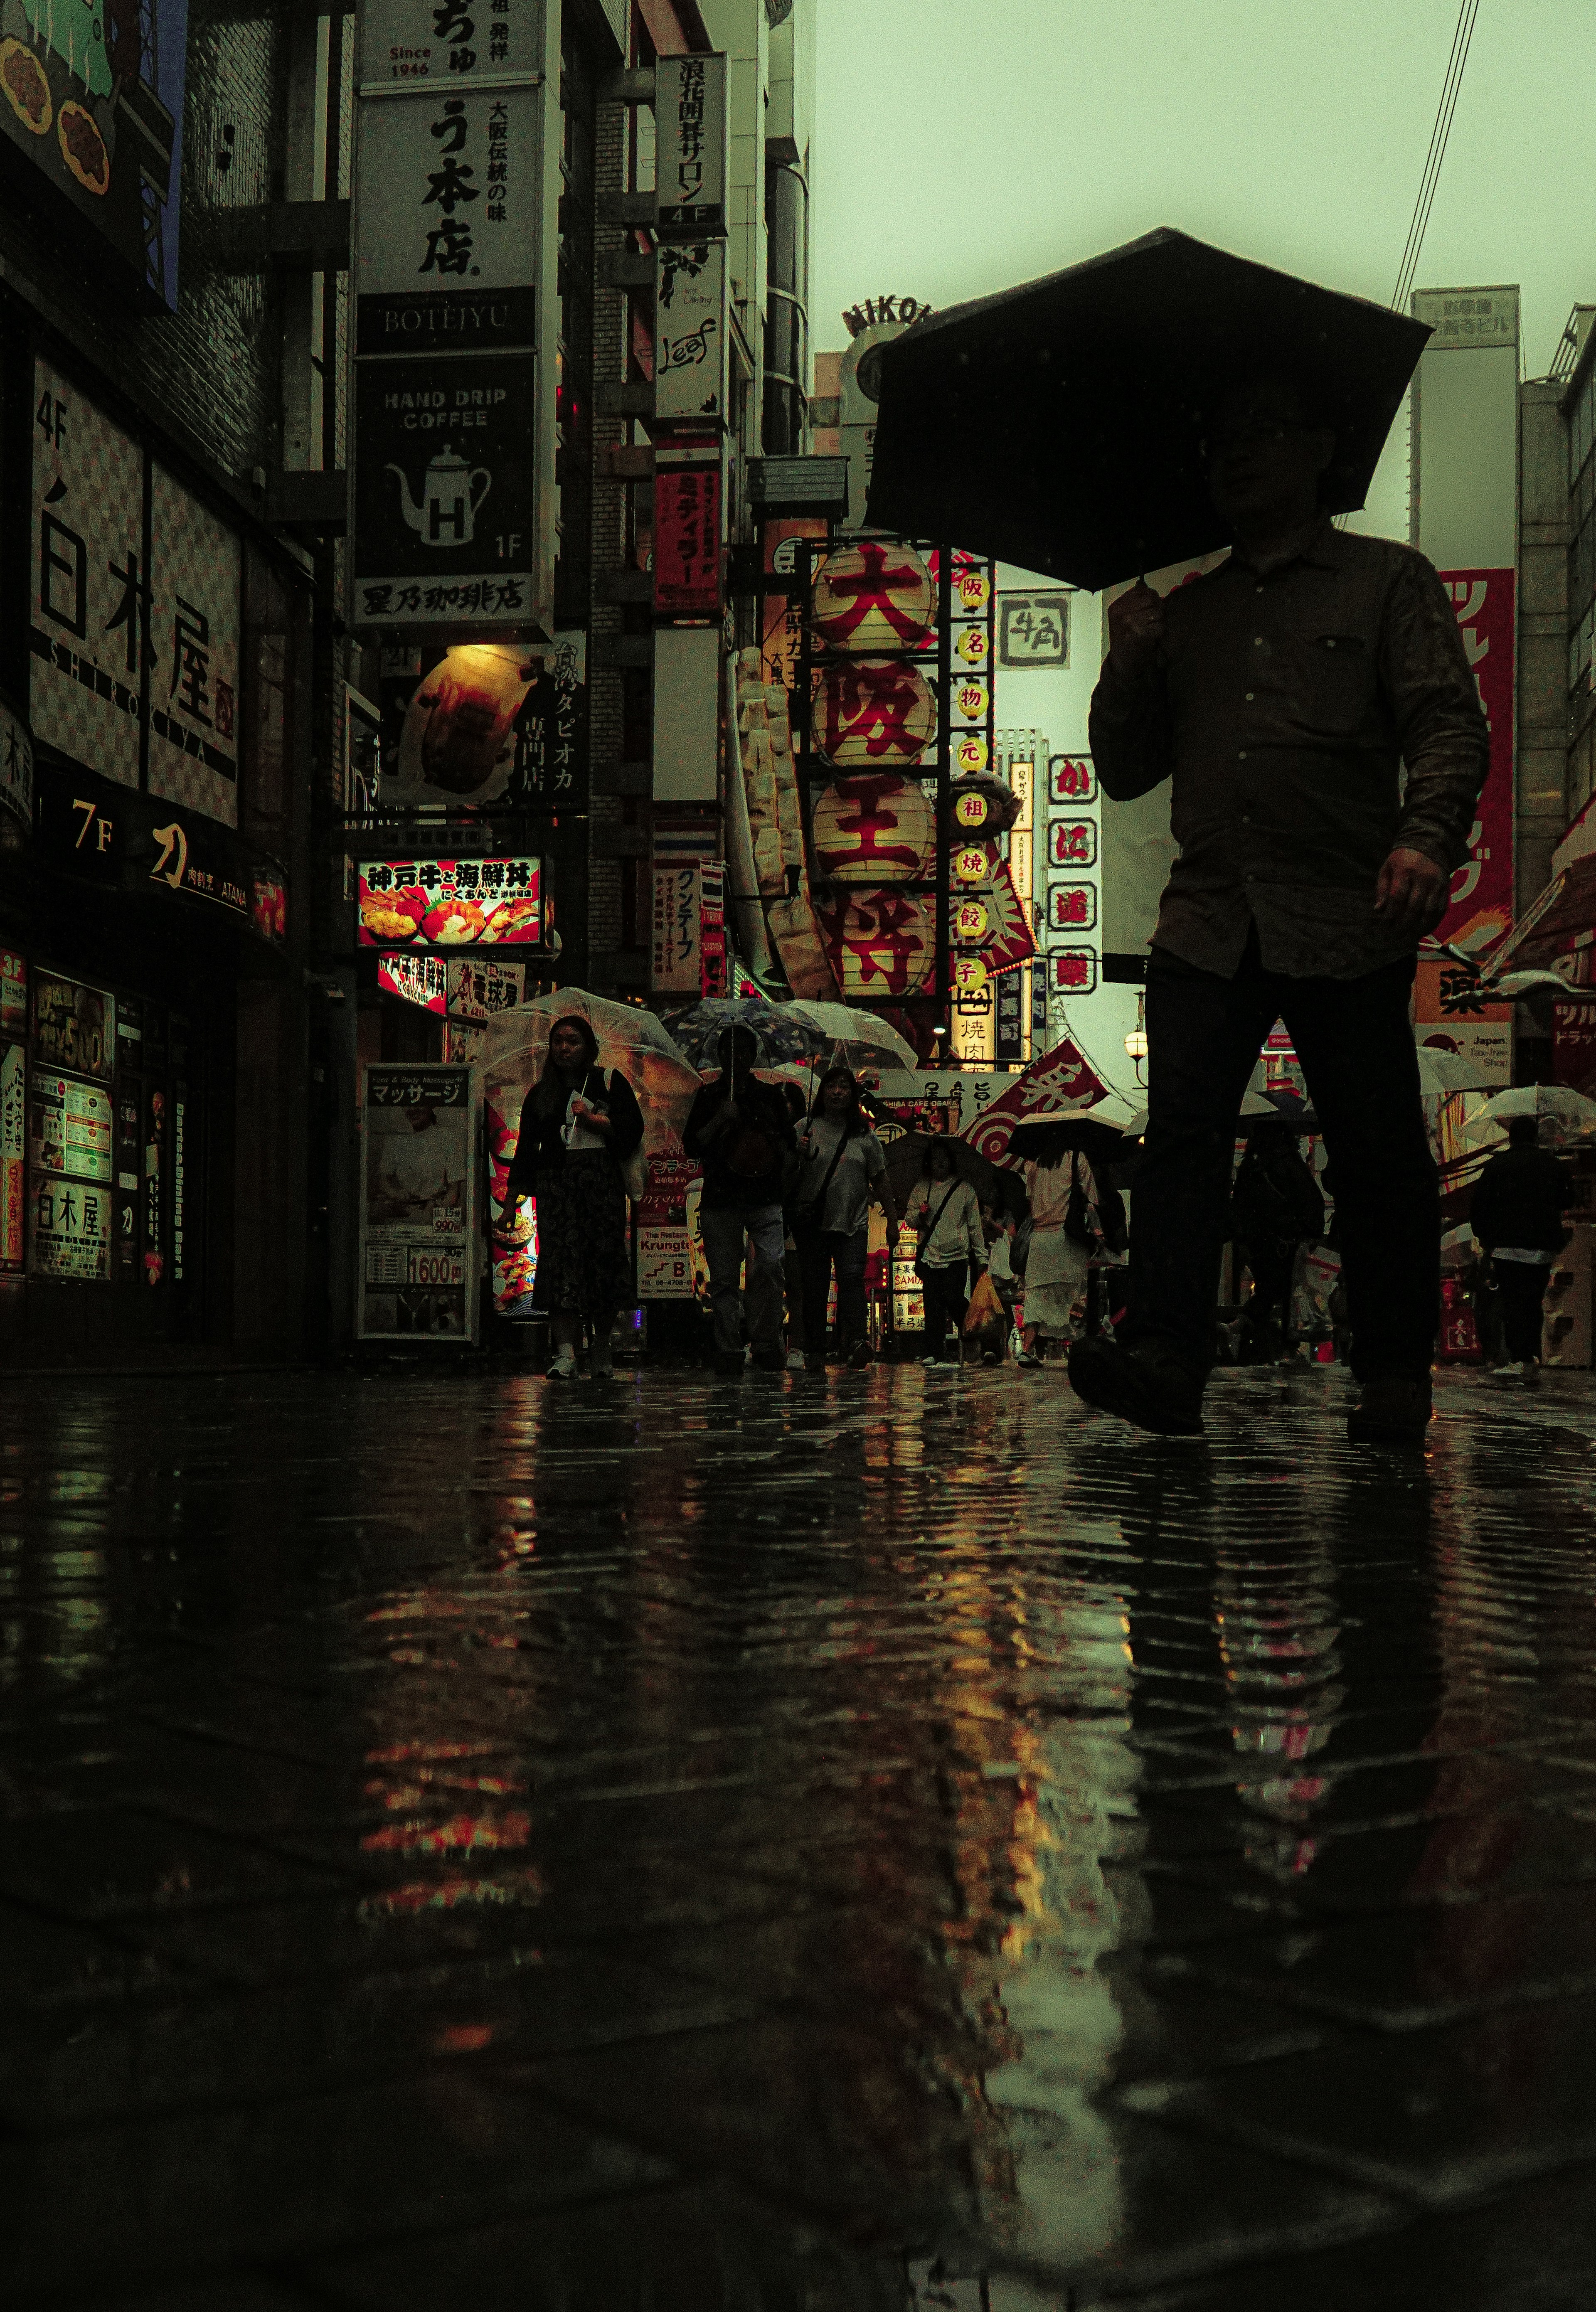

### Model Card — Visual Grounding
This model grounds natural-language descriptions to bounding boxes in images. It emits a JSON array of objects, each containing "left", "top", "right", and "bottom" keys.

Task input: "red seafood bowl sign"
[
  {"left": 815, "top": 658, "right": 935, "bottom": 773},
  {"left": 812, "top": 774, "right": 934, "bottom": 885},
  {"left": 815, "top": 889, "right": 933, "bottom": 998},
  {"left": 812, "top": 542, "right": 935, "bottom": 653}
]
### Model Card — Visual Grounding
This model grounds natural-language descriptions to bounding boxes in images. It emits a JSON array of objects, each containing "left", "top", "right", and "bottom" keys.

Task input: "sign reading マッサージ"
[
  {"left": 351, "top": 1, "right": 559, "bottom": 639},
  {"left": 358, "top": 1062, "right": 480, "bottom": 1343}
]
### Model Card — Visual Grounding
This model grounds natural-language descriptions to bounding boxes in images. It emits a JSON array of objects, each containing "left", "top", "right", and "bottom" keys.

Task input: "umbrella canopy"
[
  {"left": 781, "top": 1002, "right": 919, "bottom": 1072},
  {"left": 477, "top": 988, "right": 701, "bottom": 1156},
  {"left": 865, "top": 228, "right": 1429, "bottom": 588},
  {"left": 884, "top": 1130, "right": 1018, "bottom": 1219},
  {"left": 1007, "top": 1107, "right": 1131, "bottom": 1163},
  {"left": 1256, "top": 1089, "right": 1322, "bottom": 1135},
  {"left": 1415, "top": 1044, "right": 1497, "bottom": 1097},
  {"left": 1463, "top": 1083, "right": 1596, "bottom": 1152},
  {"left": 660, "top": 996, "right": 817, "bottom": 1073}
]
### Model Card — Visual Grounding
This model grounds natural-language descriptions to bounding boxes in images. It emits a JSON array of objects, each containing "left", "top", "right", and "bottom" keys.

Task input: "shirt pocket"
[{"left": 1286, "top": 632, "right": 1377, "bottom": 739}]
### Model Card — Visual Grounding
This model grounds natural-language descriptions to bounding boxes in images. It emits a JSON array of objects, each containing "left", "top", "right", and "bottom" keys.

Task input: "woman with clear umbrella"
[{"left": 503, "top": 1014, "right": 643, "bottom": 1379}]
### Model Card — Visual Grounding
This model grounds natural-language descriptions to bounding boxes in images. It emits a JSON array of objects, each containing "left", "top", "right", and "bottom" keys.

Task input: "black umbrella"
[
  {"left": 1007, "top": 1113, "right": 1128, "bottom": 1163},
  {"left": 1257, "top": 1090, "right": 1322, "bottom": 1135},
  {"left": 865, "top": 229, "right": 1429, "bottom": 589}
]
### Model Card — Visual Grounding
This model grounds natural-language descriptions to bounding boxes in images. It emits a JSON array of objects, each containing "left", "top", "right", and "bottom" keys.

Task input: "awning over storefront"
[{"left": 1481, "top": 853, "right": 1596, "bottom": 977}]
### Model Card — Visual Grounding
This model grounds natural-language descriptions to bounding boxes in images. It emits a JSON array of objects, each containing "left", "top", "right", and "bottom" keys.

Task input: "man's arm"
[
  {"left": 1089, "top": 581, "right": 1176, "bottom": 802},
  {"left": 1377, "top": 553, "right": 1492, "bottom": 935}
]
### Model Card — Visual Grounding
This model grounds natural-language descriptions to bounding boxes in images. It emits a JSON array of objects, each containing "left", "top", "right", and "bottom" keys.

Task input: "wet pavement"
[{"left": 4, "top": 1358, "right": 1596, "bottom": 2310}]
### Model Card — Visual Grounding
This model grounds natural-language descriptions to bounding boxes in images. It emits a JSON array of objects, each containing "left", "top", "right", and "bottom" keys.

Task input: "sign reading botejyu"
[{"left": 350, "top": 1, "right": 559, "bottom": 638}]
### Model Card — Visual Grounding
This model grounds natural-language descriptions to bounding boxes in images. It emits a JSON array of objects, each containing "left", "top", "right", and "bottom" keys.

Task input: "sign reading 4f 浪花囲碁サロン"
[
  {"left": 350, "top": 1, "right": 559, "bottom": 640},
  {"left": 654, "top": 54, "right": 727, "bottom": 240},
  {"left": 0, "top": 0, "right": 185, "bottom": 312}
]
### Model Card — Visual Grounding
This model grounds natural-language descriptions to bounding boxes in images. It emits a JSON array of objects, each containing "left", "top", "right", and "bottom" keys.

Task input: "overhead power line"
[{"left": 1391, "top": 0, "right": 1480, "bottom": 314}]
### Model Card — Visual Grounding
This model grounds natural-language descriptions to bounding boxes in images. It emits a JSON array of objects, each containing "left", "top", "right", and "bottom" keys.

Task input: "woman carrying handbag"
[{"left": 902, "top": 1139, "right": 985, "bottom": 1367}]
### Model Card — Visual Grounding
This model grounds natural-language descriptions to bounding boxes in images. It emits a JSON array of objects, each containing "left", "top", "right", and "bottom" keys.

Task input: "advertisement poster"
[
  {"left": 653, "top": 456, "right": 722, "bottom": 616},
  {"left": 0, "top": 0, "right": 185, "bottom": 310},
  {"left": 652, "top": 864, "right": 701, "bottom": 993},
  {"left": 358, "top": 1063, "right": 478, "bottom": 1341},
  {"left": 1434, "top": 569, "right": 1516, "bottom": 958},
  {"left": 28, "top": 1070, "right": 112, "bottom": 1182},
  {"left": 1413, "top": 956, "right": 1513, "bottom": 1086},
  {"left": 655, "top": 239, "right": 727, "bottom": 425},
  {"left": 1, "top": 947, "right": 24, "bottom": 1035},
  {"left": 357, "top": 856, "right": 542, "bottom": 947},
  {"left": 1, "top": 1042, "right": 23, "bottom": 1272},
  {"left": 32, "top": 971, "right": 112, "bottom": 1078},
  {"left": 30, "top": 1174, "right": 112, "bottom": 1280},
  {"left": 636, "top": 1221, "right": 694, "bottom": 1299}
]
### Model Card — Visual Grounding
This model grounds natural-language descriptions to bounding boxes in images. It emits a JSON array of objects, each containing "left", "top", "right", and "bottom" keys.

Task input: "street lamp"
[{"left": 1124, "top": 996, "right": 1147, "bottom": 1083}]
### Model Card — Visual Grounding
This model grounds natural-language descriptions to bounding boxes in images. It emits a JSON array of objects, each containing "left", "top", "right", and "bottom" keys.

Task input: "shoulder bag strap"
[{"left": 806, "top": 1126, "right": 849, "bottom": 1214}]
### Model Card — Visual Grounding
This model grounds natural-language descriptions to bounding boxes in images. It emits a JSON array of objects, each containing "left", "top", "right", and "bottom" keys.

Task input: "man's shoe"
[
  {"left": 1523, "top": 1359, "right": 1542, "bottom": 1389},
  {"left": 547, "top": 1347, "right": 577, "bottom": 1381},
  {"left": 1347, "top": 1373, "right": 1433, "bottom": 1444},
  {"left": 1067, "top": 1337, "right": 1205, "bottom": 1436},
  {"left": 845, "top": 1338, "right": 873, "bottom": 1370},
  {"left": 751, "top": 1348, "right": 787, "bottom": 1373}
]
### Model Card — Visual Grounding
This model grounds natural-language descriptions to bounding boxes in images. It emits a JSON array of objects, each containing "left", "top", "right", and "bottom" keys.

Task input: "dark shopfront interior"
[{"left": 0, "top": 857, "right": 303, "bottom": 1369}]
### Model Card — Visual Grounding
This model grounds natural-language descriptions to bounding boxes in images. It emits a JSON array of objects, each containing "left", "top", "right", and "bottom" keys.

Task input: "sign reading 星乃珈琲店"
[{"left": 350, "top": 0, "right": 559, "bottom": 639}]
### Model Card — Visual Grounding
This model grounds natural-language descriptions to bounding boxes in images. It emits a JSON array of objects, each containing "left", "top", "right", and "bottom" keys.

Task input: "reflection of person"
[
  {"left": 1230, "top": 1122, "right": 1325, "bottom": 1362},
  {"left": 1017, "top": 1131, "right": 1106, "bottom": 1368},
  {"left": 902, "top": 1139, "right": 981, "bottom": 1367},
  {"left": 372, "top": 1106, "right": 463, "bottom": 1220},
  {"left": 791, "top": 1066, "right": 899, "bottom": 1371},
  {"left": 1073, "top": 372, "right": 1490, "bottom": 1443},
  {"left": 1469, "top": 1116, "right": 1571, "bottom": 1386},
  {"left": 683, "top": 1027, "right": 797, "bottom": 1376},
  {"left": 504, "top": 1014, "right": 643, "bottom": 1380}
]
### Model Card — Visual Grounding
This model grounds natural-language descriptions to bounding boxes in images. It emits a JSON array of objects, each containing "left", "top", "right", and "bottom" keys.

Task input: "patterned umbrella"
[{"left": 659, "top": 996, "right": 818, "bottom": 1073}]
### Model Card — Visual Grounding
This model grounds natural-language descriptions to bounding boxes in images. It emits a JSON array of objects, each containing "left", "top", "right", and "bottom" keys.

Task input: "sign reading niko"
[
  {"left": 654, "top": 54, "right": 727, "bottom": 239},
  {"left": 351, "top": 0, "right": 556, "bottom": 636}
]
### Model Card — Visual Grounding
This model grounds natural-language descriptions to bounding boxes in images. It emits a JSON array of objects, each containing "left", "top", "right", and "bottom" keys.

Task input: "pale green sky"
[{"left": 812, "top": 0, "right": 1594, "bottom": 543}]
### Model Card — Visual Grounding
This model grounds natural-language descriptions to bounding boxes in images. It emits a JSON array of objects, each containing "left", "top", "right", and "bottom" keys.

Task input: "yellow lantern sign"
[
  {"left": 812, "top": 541, "right": 935, "bottom": 654},
  {"left": 956, "top": 568, "right": 991, "bottom": 614},
  {"left": 954, "top": 787, "right": 992, "bottom": 832},
  {"left": 952, "top": 953, "right": 989, "bottom": 995},
  {"left": 954, "top": 625, "right": 989, "bottom": 667},
  {"left": 955, "top": 733, "right": 988, "bottom": 775},
  {"left": 955, "top": 679, "right": 988, "bottom": 721},
  {"left": 953, "top": 842, "right": 991, "bottom": 884},
  {"left": 953, "top": 895, "right": 990, "bottom": 945}
]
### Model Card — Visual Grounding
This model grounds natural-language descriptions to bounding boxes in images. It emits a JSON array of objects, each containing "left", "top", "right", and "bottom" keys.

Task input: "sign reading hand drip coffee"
[{"left": 350, "top": 0, "right": 559, "bottom": 638}]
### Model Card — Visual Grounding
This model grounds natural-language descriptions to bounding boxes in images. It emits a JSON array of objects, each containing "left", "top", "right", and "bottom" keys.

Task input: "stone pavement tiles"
[{"left": 1, "top": 1359, "right": 1595, "bottom": 2307}]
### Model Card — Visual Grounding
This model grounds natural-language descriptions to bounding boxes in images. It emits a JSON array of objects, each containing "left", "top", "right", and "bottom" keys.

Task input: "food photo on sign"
[{"left": 358, "top": 857, "right": 543, "bottom": 948}]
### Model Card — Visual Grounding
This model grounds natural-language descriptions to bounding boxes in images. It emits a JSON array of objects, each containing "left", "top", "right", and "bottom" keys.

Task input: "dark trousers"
[
  {"left": 1127, "top": 931, "right": 1438, "bottom": 1383},
  {"left": 798, "top": 1227, "right": 868, "bottom": 1356},
  {"left": 1493, "top": 1261, "right": 1548, "bottom": 1363},
  {"left": 920, "top": 1261, "right": 969, "bottom": 1356}
]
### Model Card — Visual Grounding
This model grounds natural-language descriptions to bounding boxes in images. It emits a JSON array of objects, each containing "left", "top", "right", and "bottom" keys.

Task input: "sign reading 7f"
[{"left": 1049, "top": 820, "right": 1097, "bottom": 869}]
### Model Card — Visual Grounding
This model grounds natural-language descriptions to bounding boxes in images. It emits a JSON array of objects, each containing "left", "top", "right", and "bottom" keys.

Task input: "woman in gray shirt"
[{"left": 791, "top": 1067, "right": 899, "bottom": 1371}]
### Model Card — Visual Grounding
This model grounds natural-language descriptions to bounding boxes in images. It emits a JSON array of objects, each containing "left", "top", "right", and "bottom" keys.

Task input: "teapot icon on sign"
[{"left": 387, "top": 448, "right": 492, "bottom": 547}]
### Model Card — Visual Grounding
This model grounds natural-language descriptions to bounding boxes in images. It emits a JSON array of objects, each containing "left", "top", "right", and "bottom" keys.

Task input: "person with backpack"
[
  {"left": 1015, "top": 1127, "right": 1125, "bottom": 1369},
  {"left": 902, "top": 1139, "right": 985, "bottom": 1366},
  {"left": 505, "top": 1013, "right": 644, "bottom": 1380},
  {"left": 683, "top": 1026, "right": 798, "bottom": 1376},
  {"left": 789, "top": 1066, "right": 899, "bottom": 1371},
  {"left": 1229, "top": 1119, "right": 1326, "bottom": 1362},
  {"left": 1469, "top": 1115, "right": 1571, "bottom": 1385}
]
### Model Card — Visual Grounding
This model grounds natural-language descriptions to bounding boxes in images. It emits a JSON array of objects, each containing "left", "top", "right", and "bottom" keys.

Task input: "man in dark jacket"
[
  {"left": 1470, "top": 1117, "right": 1571, "bottom": 1385},
  {"left": 683, "top": 1027, "right": 796, "bottom": 1375},
  {"left": 1068, "top": 372, "right": 1489, "bottom": 1445}
]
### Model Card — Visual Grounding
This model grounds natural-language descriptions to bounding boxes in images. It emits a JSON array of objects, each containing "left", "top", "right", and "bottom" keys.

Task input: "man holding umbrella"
[{"left": 1073, "top": 374, "right": 1488, "bottom": 1440}]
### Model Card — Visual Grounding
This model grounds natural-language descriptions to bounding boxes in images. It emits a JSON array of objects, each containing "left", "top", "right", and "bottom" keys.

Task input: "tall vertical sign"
[
  {"left": 654, "top": 54, "right": 728, "bottom": 239},
  {"left": 349, "top": 1, "right": 559, "bottom": 638},
  {"left": 1410, "top": 286, "right": 1520, "bottom": 963}
]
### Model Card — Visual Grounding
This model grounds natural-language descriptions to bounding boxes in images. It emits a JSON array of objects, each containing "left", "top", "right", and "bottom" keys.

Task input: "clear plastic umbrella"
[
  {"left": 477, "top": 988, "right": 701, "bottom": 1157},
  {"left": 1462, "top": 1082, "right": 1596, "bottom": 1153},
  {"left": 1416, "top": 1044, "right": 1497, "bottom": 1096},
  {"left": 780, "top": 1002, "right": 919, "bottom": 1071}
]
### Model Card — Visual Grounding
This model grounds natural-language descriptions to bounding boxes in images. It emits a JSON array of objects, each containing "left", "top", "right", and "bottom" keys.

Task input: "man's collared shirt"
[{"left": 1088, "top": 522, "right": 1490, "bottom": 980}]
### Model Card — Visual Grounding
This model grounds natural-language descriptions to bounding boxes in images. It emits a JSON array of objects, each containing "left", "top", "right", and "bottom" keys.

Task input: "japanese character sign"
[
  {"left": 999, "top": 592, "right": 1070, "bottom": 668},
  {"left": 814, "top": 659, "right": 936, "bottom": 772},
  {"left": 811, "top": 774, "right": 934, "bottom": 886},
  {"left": 148, "top": 465, "right": 242, "bottom": 827},
  {"left": 812, "top": 542, "right": 934, "bottom": 653}
]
